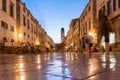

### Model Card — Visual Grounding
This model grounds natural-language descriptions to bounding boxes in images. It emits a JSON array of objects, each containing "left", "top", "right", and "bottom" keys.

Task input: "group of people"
[{"left": 80, "top": 33, "right": 97, "bottom": 53}]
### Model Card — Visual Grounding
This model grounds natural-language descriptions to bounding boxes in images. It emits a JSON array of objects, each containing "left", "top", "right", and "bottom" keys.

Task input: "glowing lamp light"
[
  {"left": 89, "top": 32, "right": 94, "bottom": 37},
  {"left": 65, "top": 46, "right": 68, "bottom": 49},
  {"left": 19, "top": 33, "right": 22, "bottom": 38},
  {"left": 35, "top": 40, "right": 40, "bottom": 45},
  {"left": 37, "top": 41, "right": 40, "bottom": 45},
  {"left": 70, "top": 43, "right": 73, "bottom": 46}
]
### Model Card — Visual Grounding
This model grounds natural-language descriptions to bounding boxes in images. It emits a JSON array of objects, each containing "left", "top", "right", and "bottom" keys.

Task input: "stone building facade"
[
  {"left": 0, "top": 0, "right": 17, "bottom": 46},
  {"left": 63, "top": 19, "right": 79, "bottom": 51},
  {"left": 16, "top": 0, "right": 41, "bottom": 45},
  {"left": 96, "top": 0, "right": 120, "bottom": 47},
  {"left": 63, "top": 0, "right": 97, "bottom": 51},
  {"left": 0, "top": 0, "right": 54, "bottom": 48},
  {"left": 64, "top": 0, "right": 120, "bottom": 51},
  {"left": 79, "top": 0, "right": 97, "bottom": 40}
]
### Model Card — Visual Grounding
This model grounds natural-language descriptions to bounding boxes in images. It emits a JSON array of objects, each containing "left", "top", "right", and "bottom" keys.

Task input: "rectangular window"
[
  {"left": 88, "top": 6, "right": 91, "bottom": 12},
  {"left": 83, "top": 27, "right": 85, "bottom": 34},
  {"left": 28, "top": 34, "right": 29, "bottom": 38},
  {"left": 1, "top": 21, "right": 8, "bottom": 29},
  {"left": 99, "top": 6, "right": 105, "bottom": 20},
  {"left": 102, "top": 5, "right": 105, "bottom": 13},
  {"left": 83, "top": 15, "right": 84, "bottom": 20},
  {"left": 10, "top": 26, "right": 14, "bottom": 32},
  {"left": 31, "top": 24, "right": 33, "bottom": 32},
  {"left": 113, "top": 0, "right": 116, "bottom": 11},
  {"left": 89, "top": 20, "right": 91, "bottom": 29},
  {"left": 24, "top": 32, "right": 26, "bottom": 36},
  {"left": 23, "top": 7, "right": 25, "bottom": 12},
  {"left": 107, "top": 1, "right": 111, "bottom": 15},
  {"left": 86, "top": 23, "right": 87, "bottom": 32},
  {"left": 32, "top": 37, "right": 33, "bottom": 40},
  {"left": 27, "top": 20, "right": 30, "bottom": 29},
  {"left": 118, "top": 0, "right": 120, "bottom": 8},
  {"left": 99, "top": 10, "right": 102, "bottom": 20},
  {"left": 34, "top": 28, "right": 36, "bottom": 34},
  {"left": 10, "top": 2, "right": 14, "bottom": 17},
  {"left": 85, "top": 11, "right": 87, "bottom": 16},
  {"left": 23, "top": 16, "right": 26, "bottom": 26},
  {"left": 27, "top": 11, "right": 29, "bottom": 16},
  {"left": 2, "top": 0, "right": 7, "bottom": 11},
  {"left": 82, "top": 26, "right": 84, "bottom": 33}
]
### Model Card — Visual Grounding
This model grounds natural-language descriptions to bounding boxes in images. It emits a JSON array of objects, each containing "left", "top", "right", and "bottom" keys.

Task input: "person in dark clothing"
[{"left": 109, "top": 46, "right": 112, "bottom": 52}]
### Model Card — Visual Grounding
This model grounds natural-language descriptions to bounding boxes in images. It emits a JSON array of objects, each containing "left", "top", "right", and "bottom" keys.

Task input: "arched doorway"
[
  {"left": 102, "top": 36, "right": 105, "bottom": 48},
  {"left": 102, "top": 32, "right": 115, "bottom": 48},
  {"left": 109, "top": 33, "right": 115, "bottom": 44}
]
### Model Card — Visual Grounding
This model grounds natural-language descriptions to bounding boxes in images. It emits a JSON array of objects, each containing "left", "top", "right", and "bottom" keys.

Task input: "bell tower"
[{"left": 61, "top": 28, "right": 65, "bottom": 42}]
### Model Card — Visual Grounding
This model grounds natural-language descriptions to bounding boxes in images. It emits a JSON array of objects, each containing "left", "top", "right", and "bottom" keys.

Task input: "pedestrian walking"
[
  {"left": 83, "top": 33, "right": 90, "bottom": 53},
  {"left": 109, "top": 45, "right": 112, "bottom": 52},
  {"left": 82, "top": 33, "right": 94, "bottom": 53},
  {"left": 88, "top": 35, "right": 93, "bottom": 52}
]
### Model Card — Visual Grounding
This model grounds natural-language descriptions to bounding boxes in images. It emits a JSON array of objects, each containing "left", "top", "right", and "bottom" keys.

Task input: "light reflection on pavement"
[{"left": 0, "top": 52, "right": 120, "bottom": 80}]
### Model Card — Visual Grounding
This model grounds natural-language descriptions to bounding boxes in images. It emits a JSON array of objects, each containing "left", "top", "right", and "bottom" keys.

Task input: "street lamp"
[{"left": 18, "top": 33, "right": 22, "bottom": 42}]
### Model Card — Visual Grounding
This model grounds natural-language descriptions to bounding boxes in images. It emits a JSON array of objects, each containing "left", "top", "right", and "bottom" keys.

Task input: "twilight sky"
[{"left": 21, "top": 0, "right": 89, "bottom": 43}]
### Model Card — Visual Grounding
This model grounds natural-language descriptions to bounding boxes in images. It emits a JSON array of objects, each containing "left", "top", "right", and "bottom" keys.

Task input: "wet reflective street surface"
[{"left": 0, "top": 52, "right": 120, "bottom": 80}]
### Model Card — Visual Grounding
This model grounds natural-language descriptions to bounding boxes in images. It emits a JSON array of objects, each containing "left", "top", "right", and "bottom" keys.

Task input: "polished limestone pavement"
[{"left": 0, "top": 52, "right": 120, "bottom": 80}]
